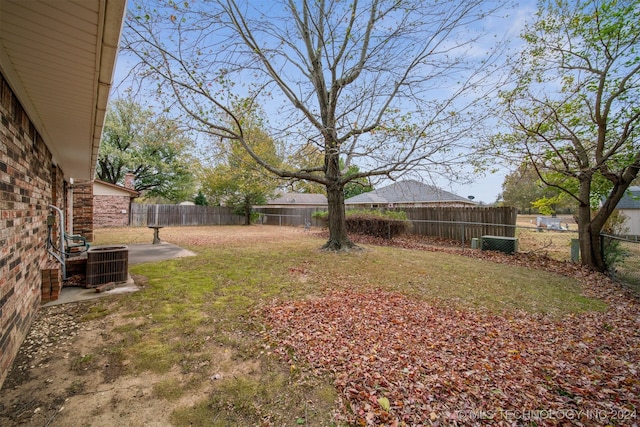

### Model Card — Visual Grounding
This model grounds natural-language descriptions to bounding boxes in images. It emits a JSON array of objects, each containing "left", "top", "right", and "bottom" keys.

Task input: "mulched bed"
[{"left": 262, "top": 233, "right": 640, "bottom": 426}]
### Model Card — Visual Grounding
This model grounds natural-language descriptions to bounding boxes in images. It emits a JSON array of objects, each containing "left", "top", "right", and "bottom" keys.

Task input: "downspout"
[
  {"left": 47, "top": 205, "right": 67, "bottom": 280},
  {"left": 67, "top": 178, "right": 74, "bottom": 234}
]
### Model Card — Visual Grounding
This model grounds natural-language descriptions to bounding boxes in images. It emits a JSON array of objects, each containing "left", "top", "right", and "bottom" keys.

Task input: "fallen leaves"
[{"left": 263, "top": 234, "right": 640, "bottom": 426}]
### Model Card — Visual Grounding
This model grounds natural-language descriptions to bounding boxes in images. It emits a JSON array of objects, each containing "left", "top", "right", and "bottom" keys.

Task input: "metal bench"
[{"left": 64, "top": 232, "right": 90, "bottom": 254}]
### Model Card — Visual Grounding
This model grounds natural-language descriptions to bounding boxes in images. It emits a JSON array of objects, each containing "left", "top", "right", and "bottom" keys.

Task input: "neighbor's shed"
[{"left": 616, "top": 186, "right": 640, "bottom": 236}]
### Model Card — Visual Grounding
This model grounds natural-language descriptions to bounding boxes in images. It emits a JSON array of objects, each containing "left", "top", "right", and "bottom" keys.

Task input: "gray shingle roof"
[
  {"left": 345, "top": 179, "right": 474, "bottom": 205},
  {"left": 617, "top": 186, "right": 640, "bottom": 209}
]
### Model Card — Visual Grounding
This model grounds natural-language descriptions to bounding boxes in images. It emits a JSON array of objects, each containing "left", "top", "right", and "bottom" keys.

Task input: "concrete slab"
[
  {"left": 43, "top": 242, "right": 196, "bottom": 306},
  {"left": 127, "top": 242, "right": 196, "bottom": 265}
]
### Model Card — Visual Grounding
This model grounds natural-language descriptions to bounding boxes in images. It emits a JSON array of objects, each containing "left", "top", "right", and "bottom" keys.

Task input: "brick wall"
[
  {"left": 72, "top": 179, "right": 94, "bottom": 241},
  {"left": 94, "top": 194, "right": 131, "bottom": 227},
  {"left": 40, "top": 268, "right": 62, "bottom": 303},
  {"left": 0, "top": 73, "right": 63, "bottom": 387}
]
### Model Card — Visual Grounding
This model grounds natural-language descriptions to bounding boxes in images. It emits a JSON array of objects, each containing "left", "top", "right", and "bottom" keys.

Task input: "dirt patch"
[
  {"left": 3, "top": 303, "right": 114, "bottom": 425},
  {"left": 0, "top": 296, "right": 256, "bottom": 427}
]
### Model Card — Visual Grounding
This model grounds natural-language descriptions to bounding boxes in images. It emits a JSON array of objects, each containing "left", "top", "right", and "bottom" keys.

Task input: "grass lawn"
[{"left": 84, "top": 225, "right": 637, "bottom": 426}]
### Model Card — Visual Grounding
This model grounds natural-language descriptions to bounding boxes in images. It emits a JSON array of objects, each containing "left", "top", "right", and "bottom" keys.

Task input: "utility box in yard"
[
  {"left": 481, "top": 236, "right": 519, "bottom": 255},
  {"left": 471, "top": 238, "right": 479, "bottom": 249}
]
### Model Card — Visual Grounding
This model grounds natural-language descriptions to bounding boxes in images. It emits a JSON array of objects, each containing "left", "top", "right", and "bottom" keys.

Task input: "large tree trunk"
[
  {"left": 577, "top": 203, "right": 606, "bottom": 272},
  {"left": 321, "top": 132, "right": 356, "bottom": 251},
  {"left": 576, "top": 170, "right": 640, "bottom": 273},
  {"left": 586, "top": 178, "right": 639, "bottom": 272},
  {"left": 578, "top": 175, "right": 608, "bottom": 273},
  {"left": 576, "top": 179, "right": 606, "bottom": 272},
  {"left": 323, "top": 182, "right": 355, "bottom": 251}
]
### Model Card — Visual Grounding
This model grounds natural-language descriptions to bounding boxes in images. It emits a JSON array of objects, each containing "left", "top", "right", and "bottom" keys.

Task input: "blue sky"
[{"left": 430, "top": 0, "right": 537, "bottom": 204}]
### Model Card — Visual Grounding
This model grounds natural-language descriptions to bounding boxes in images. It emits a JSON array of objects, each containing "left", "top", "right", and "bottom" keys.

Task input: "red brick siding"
[
  {"left": 94, "top": 195, "right": 131, "bottom": 227},
  {"left": 0, "top": 73, "right": 63, "bottom": 387},
  {"left": 40, "top": 268, "right": 62, "bottom": 303},
  {"left": 72, "top": 180, "right": 94, "bottom": 241}
]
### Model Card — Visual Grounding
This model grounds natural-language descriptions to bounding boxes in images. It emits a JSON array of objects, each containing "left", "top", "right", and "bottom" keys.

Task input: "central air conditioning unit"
[
  {"left": 86, "top": 246, "right": 129, "bottom": 286},
  {"left": 481, "top": 236, "right": 519, "bottom": 255}
]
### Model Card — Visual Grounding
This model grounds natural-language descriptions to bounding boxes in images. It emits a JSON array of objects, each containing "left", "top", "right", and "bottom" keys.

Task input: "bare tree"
[{"left": 125, "top": 0, "right": 505, "bottom": 250}]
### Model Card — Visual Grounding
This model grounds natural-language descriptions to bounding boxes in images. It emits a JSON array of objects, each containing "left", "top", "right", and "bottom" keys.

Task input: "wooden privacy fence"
[
  {"left": 394, "top": 206, "right": 518, "bottom": 241},
  {"left": 130, "top": 204, "right": 243, "bottom": 226},
  {"left": 130, "top": 204, "right": 517, "bottom": 242},
  {"left": 253, "top": 207, "right": 326, "bottom": 227},
  {"left": 254, "top": 206, "right": 518, "bottom": 241}
]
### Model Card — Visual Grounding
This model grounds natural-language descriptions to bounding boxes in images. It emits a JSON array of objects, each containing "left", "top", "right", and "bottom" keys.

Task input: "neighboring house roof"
[
  {"left": 94, "top": 180, "right": 139, "bottom": 197},
  {"left": 0, "top": 0, "right": 127, "bottom": 180},
  {"left": 617, "top": 186, "right": 640, "bottom": 209},
  {"left": 345, "top": 179, "right": 476, "bottom": 205},
  {"left": 268, "top": 192, "right": 328, "bottom": 205}
]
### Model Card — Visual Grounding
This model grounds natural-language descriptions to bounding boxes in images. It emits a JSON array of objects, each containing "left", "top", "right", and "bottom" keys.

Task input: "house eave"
[{"left": 0, "top": 0, "right": 127, "bottom": 180}]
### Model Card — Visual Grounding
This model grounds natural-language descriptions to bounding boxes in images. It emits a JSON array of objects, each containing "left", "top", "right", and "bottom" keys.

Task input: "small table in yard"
[{"left": 149, "top": 226, "right": 164, "bottom": 244}]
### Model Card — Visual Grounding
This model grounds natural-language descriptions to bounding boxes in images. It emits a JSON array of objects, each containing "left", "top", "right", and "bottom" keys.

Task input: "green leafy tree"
[
  {"left": 531, "top": 194, "right": 565, "bottom": 216},
  {"left": 502, "top": 163, "right": 575, "bottom": 213},
  {"left": 501, "top": 164, "right": 547, "bottom": 212},
  {"left": 494, "top": 0, "right": 640, "bottom": 272},
  {"left": 125, "top": 0, "right": 504, "bottom": 250},
  {"left": 97, "top": 98, "right": 196, "bottom": 202},
  {"left": 194, "top": 190, "right": 208, "bottom": 206},
  {"left": 201, "top": 105, "right": 283, "bottom": 224},
  {"left": 343, "top": 162, "right": 373, "bottom": 200}
]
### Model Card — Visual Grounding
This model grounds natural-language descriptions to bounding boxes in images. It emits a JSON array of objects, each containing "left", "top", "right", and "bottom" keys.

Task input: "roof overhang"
[
  {"left": 94, "top": 179, "right": 139, "bottom": 197},
  {"left": 0, "top": 0, "right": 127, "bottom": 180}
]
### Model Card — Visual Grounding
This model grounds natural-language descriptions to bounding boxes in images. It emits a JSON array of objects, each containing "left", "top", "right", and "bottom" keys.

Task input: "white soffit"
[{"left": 0, "top": 0, "right": 126, "bottom": 180}]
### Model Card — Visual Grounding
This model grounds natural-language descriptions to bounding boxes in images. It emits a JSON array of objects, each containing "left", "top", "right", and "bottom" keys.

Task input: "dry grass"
[
  {"left": 93, "top": 224, "right": 303, "bottom": 249},
  {"left": 513, "top": 215, "right": 577, "bottom": 261}
]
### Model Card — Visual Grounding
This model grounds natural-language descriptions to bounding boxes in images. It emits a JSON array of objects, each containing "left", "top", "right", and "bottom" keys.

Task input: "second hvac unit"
[
  {"left": 481, "top": 236, "right": 519, "bottom": 255},
  {"left": 86, "top": 245, "right": 129, "bottom": 286}
]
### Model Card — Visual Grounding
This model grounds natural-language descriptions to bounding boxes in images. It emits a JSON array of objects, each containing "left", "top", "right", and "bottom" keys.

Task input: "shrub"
[
  {"left": 311, "top": 210, "right": 328, "bottom": 220},
  {"left": 602, "top": 210, "right": 631, "bottom": 272},
  {"left": 312, "top": 209, "right": 410, "bottom": 239}
]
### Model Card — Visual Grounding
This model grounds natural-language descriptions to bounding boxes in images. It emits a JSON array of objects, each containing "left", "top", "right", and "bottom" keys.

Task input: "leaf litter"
[{"left": 263, "top": 234, "right": 640, "bottom": 426}]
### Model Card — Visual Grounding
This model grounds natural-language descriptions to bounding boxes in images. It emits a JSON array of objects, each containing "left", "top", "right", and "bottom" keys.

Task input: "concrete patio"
[{"left": 44, "top": 242, "right": 196, "bottom": 306}]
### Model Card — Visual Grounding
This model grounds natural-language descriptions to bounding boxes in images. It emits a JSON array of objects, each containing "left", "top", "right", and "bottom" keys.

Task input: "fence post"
[
  {"left": 571, "top": 238, "right": 580, "bottom": 263},
  {"left": 600, "top": 234, "right": 606, "bottom": 270}
]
